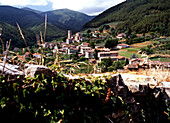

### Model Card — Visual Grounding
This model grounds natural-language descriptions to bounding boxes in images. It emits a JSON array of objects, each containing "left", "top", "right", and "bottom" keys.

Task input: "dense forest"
[{"left": 84, "top": 0, "right": 170, "bottom": 35}]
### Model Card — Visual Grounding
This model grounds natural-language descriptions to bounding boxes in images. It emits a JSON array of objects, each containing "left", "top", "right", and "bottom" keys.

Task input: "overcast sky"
[{"left": 0, "top": 0, "right": 126, "bottom": 15}]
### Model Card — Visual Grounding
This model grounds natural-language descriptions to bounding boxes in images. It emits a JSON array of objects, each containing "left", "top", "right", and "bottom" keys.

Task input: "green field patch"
[
  {"left": 119, "top": 51, "right": 141, "bottom": 58},
  {"left": 150, "top": 58, "right": 170, "bottom": 62},
  {"left": 127, "top": 48, "right": 140, "bottom": 52}
]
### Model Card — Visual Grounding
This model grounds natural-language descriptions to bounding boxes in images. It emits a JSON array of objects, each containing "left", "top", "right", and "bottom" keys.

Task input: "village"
[
  {"left": 0, "top": 26, "right": 170, "bottom": 89},
  {"left": 7, "top": 28, "right": 169, "bottom": 75},
  {"left": 24, "top": 30, "right": 169, "bottom": 73},
  {"left": 0, "top": 0, "right": 170, "bottom": 122}
]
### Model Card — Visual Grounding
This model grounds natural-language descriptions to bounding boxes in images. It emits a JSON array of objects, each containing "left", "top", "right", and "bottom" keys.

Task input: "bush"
[
  {"left": 0, "top": 74, "right": 128, "bottom": 122},
  {"left": 105, "top": 38, "right": 118, "bottom": 49},
  {"left": 0, "top": 73, "right": 169, "bottom": 122}
]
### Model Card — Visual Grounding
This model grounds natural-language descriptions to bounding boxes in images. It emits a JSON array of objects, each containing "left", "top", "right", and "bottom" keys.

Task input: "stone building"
[{"left": 66, "top": 30, "right": 83, "bottom": 44}]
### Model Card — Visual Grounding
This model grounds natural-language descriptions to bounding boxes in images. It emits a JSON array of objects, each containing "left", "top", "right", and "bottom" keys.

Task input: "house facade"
[{"left": 85, "top": 50, "right": 94, "bottom": 58}]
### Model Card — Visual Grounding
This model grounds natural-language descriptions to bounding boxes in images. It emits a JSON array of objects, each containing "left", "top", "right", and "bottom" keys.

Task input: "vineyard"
[{"left": 0, "top": 72, "right": 169, "bottom": 123}]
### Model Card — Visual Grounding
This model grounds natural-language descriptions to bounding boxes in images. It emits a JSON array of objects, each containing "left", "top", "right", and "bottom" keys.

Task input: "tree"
[
  {"left": 89, "top": 41, "right": 95, "bottom": 49},
  {"left": 131, "top": 53, "right": 138, "bottom": 59},
  {"left": 72, "top": 52, "right": 79, "bottom": 61},
  {"left": 104, "top": 25, "right": 110, "bottom": 30},
  {"left": 114, "top": 60, "right": 125, "bottom": 69},
  {"left": 99, "top": 26, "right": 104, "bottom": 33},
  {"left": 87, "top": 30, "right": 91, "bottom": 34},
  {"left": 101, "top": 58, "right": 113, "bottom": 72},
  {"left": 105, "top": 38, "right": 118, "bottom": 49},
  {"left": 94, "top": 49, "right": 99, "bottom": 60}
]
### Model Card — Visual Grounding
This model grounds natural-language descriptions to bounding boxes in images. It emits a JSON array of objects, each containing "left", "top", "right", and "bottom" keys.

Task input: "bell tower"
[{"left": 68, "top": 30, "right": 72, "bottom": 39}]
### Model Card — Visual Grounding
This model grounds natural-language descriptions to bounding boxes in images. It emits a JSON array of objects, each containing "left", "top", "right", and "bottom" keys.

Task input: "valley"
[{"left": 0, "top": 0, "right": 169, "bottom": 122}]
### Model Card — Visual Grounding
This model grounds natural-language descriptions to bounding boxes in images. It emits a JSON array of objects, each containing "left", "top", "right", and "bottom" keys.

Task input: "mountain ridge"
[
  {"left": 0, "top": 5, "right": 94, "bottom": 47},
  {"left": 83, "top": 0, "right": 170, "bottom": 35}
]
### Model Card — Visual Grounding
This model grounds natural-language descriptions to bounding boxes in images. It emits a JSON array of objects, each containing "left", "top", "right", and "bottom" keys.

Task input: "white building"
[
  {"left": 85, "top": 50, "right": 94, "bottom": 58},
  {"left": 117, "top": 44, "right": 129, "bottom": 49},
  {"left": 98, "top": 51, "right": 119, "bottom": 62},
  {"left": 80, "top": 47, "right": 92, "bottom": 54}
]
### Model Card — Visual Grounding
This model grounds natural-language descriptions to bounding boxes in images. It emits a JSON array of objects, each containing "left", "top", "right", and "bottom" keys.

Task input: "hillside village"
[
  {"left": 21, "top": 29, "right": 168, "bottom": 73},
  {"left": 0, "top": 0, "right": 170, "bottom": 122},
  {"left": 7, "top": 28, "right": 169, "bottom": 74}
]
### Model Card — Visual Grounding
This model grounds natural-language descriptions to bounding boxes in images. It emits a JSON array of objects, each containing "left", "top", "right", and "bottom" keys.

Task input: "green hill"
[
  {"left": 0, "top": 6, "right": 44, "bottom": 28},
  {"left": 0, "top": 6, "right": 94, "bottom": 47},
  {"left": 31, "top": 23, "right": 67, "bottom": 41},
  {"left": 84, "top": 0, "right": 170, "bottom": 35},
  {"left": 0, "top": 22, "right": 36, "bottom": 48},
  {"left": 42, "top": 9, "right": 95, "bottom": 32}
]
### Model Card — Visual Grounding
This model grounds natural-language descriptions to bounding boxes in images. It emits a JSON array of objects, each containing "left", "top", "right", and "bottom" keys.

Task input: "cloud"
[
  {"left": 26, "top": 1, "right": 53, "bottom": 12},
  {"left": 0, "top": 0, "right": 48, "bottom": 6},
  {"left": 49, "top": 0, "right": 125, "bottom": 15},
  {"left": 0, "top": 0, "right": 126, "bottom": 15}
]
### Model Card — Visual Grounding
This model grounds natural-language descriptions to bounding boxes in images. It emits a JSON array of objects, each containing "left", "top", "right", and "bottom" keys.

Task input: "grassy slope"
[
  {"left": 44, "top": 9, "right": 95, "bottom": 32},
  {"left": 30, "top": 23, "right": 66, "bottom": 41},
  {"left": 118, "top": 40, "right": 170, "bottom": 62},
  {"left": 84, "top": 0, "right": 170, "bottom": 34},
  {"left": 0, "top": 22, "right": 36, "bottom": 48}
]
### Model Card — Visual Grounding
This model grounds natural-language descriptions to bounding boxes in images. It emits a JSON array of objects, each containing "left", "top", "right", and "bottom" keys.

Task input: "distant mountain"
[
  {"left": 22, "top": 7, "right": 42, "bottom": 14},
  {"left": 0, "top": 6, "right": 44, "bottom": 28},
  {"left": 0, "top": 6, "right": 94, "bottom": 47},
  {"left": 43, "top": 9, "right": 95, "bottom": 32},
  {"left": 84, "top": 0, "right": 170, "bottom": 35}
]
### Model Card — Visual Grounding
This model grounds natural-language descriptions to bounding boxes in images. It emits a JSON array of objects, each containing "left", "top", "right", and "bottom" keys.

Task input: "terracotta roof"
[
  {"left": 118, "top": 43, "right": 129, "bottom": 46},
  {"left": 85, "top": 49, "right": 95, "bottom": 52},
  {"left": 25, "top": 52, "right": 30, "bottom": 55},
  {"left": 136, "top": 34, "right": 144, "bottom": 37},
  {"left": 96, "top": 48, "right": 110, "bottom": 51},
  {"left": 117, "top": 56, "right": 125, "bottom": 59},
  {"left": 18, "top": 55, "right": 25, "bottom": 58},
  {"left": 33, "top": 53, "right": 40, "bottom": 55},
  {"left": 128, "top": 64, "right": 139, "bottom": 69},
  {"left": 89, "top": 59, "right": 96, "bottom": 63},
  {"left": 82, "top": 43, "right": 89, "bottom": 45}
]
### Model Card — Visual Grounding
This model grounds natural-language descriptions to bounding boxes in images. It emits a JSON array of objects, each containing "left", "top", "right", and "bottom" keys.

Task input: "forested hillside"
[
  {"left": 84, "top": 0, "right": 170, "bottom": 35},
  {"left": 43, "top": 9, "right": 95, "bottom": 32},
  {"left": 0, "top": 6, "right": 94, "bottom": 47},
  {"left": 0, "top": 22, "right": 36, "bottom": 48}
]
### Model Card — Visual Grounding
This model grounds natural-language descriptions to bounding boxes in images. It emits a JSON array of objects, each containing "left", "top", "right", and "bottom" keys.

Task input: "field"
[
  {"left": 150, "top": 58, "right": 170, "bottom": 62},
  {"left": 131, "top": 41, "right": 154, "bottom": 48},
  {"left": 118, "top": 41, "right": 154, "bottom": 58},
  {"left": 118, "top": 50, "right": 141, "bottom": 58},
  {"left": 119, "top": 41, "right": 170, "bottom": 62}
]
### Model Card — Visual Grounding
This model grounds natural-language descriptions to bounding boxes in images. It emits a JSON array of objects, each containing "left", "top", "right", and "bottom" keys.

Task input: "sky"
[{"left": 0, "top": 0, "right": 126, "bottom": 15}]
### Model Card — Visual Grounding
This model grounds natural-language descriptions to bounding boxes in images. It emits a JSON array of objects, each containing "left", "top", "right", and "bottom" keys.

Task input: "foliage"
[
  {"left": 89, "top": 41, "right": 95, "bottom": 48},
  {"left": 84, "top": 0, "right": 170, "bottom": 36},
  {"left": 31, "top": 23, "right": 66, "bottom": 41},
  {"left": 131, "top": 53, "right": 139, "bottom": 59},
  {"left": 94, "top": 49, "right": 99, "bottom": 60},
  {"left": 105, "top": 38, "right": 118, "bottom": 49},
  {"left": 126, "top": 37, "right": 146, "bottom": 45},
  {"left": 0, "top": 71, "right": 169, "bottom": 122},
  {"left": 0, "top": 6, "right": 94, "bottom": 48},
  {"left": 0, "top": 22, "right": 36, "bottom": 48},
  {"left": 71, "top": 52, "right": 80, "bottom": 62},
  {"left": 100, "top": 58, "right": 126, "bottom": 72},
  {"left": 46, "top": 9, "right": 94, "bottom": 32},
  {"left": 100, "top": 58, "right": 113, "bottom": 72},
  {"left": 0, "top": 74, "right": 128, "bottom": 122}
]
